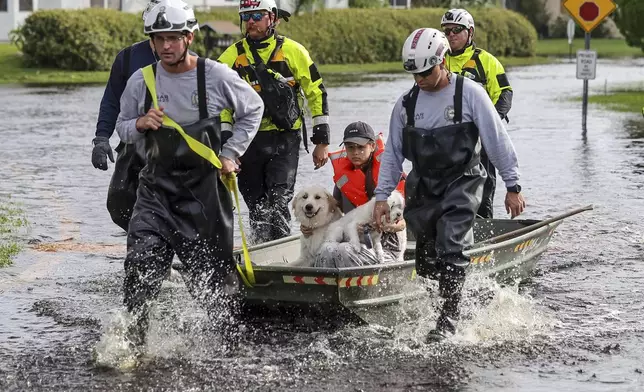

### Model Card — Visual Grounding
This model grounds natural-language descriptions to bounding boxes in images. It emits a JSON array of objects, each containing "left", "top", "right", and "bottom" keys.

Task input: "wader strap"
[
  {"left": 472, "top": 48, "right": 487, "bottom": 86},
  {"left": 402, "top": 84, "right": 420, "bottom": 127},
  {"left": 453, "top": 74, "right": 464, "bottom": 124},
  {"left": 197, "top": 57, "right": 208, "bottom": 120}
]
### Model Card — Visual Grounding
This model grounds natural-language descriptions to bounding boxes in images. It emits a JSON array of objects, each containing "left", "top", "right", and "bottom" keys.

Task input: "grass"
[
  {"left": 0, "top": 44, "right": 109, "bottom": 85},
  {"left": 0, "top": 198, "right": 28, "bottom": 267},
  {"left": 0, "top": 38, "right": 640, "bottom": 86},
  {"left": 585, "top": 88, "right": 644, "bottom": 114},
  {"left": 536, "top": 38, "right": 643, "bottom": 59}
]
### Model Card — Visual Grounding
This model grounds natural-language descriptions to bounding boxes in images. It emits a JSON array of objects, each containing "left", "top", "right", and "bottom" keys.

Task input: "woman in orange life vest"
[{"left": 301, "top": 121, "right": 407, "bottom": 263}]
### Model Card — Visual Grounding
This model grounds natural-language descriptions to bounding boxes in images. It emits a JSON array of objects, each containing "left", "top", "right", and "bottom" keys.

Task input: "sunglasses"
[
  {"left": 414, "top": 66, "right": 436, "bottom": 79},
  {"left": 241, "top": 12, "right": 265, "bottom": 22},
  {"left": 443, "top": 25, "right": 467, "bottom": 36}
]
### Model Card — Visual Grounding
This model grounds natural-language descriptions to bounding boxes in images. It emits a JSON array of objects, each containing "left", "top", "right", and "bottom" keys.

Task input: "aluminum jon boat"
[{"left": 229, "top": 205, "right": 593, "bottom": 326}]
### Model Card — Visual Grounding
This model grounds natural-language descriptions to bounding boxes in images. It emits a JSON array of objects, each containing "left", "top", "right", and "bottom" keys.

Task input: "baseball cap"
[{"left": 341, "top": 121, "right": 376, "bottom": 146}]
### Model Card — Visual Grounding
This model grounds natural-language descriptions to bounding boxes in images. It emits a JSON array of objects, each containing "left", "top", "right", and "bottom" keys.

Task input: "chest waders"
[
  {"left": 401, "top": 75, "right": 486, "bottom": 340},
  {"left": 123, "top": 58, "right": 238, "bottom": 348}
]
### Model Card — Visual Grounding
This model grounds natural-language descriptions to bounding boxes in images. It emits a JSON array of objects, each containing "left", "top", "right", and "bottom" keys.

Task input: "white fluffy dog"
[
  {"left": 325, "top": 190, "right": 406, "bottom": 262},
  {"left": 290, "top": 185, "right": 343, "bottom": 266},
  {"left": 387, "top": 190, "right": 407, "bottom": 261}
]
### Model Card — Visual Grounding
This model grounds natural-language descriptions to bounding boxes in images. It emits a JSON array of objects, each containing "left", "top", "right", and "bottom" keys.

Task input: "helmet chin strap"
[
  {"left": 167, "top": 44, "right": 189, "bottom": 67},
  {"left": 266, "top": 12, "right": 277, "bottom": 37}
]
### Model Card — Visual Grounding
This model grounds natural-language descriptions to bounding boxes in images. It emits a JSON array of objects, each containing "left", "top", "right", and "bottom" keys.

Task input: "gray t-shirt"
[
  {"left": 375, "top": 75, "right": 520, "bottom": 201},
  {"left": 115, "top": 58, "right": 264, "bottom": 162}
]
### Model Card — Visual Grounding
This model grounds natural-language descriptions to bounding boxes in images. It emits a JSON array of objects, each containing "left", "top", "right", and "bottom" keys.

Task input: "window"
[
  {"left": 0, "top": 0, "right": 7, "bottom": 12},
  {"left": 90, "top": 0, "right": 104, "bottom": 7},
  {"left": 19, "top": 0, "right": 33, "bottom": 11}
]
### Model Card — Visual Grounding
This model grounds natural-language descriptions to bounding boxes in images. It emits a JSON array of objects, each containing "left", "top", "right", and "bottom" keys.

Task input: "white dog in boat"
[
  {"left": 324, "top": 190, "right": 406, "bottom": 262},
  {"left": 290, "top": 185, "right": 343, "bottom": 266}
]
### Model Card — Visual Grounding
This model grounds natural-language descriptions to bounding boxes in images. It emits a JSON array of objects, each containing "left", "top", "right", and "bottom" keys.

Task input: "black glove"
[{"left": 91, "top": 136, "right": 114, "bottom": 170}]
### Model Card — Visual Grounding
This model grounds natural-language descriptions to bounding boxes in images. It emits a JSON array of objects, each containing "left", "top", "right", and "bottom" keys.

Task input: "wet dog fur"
[
  {"left": 325, "top": 190, "right": 406, "bottom": 262},
  {"left": 386, "top": 190, "right": 407, "bottom": 261},
  {"left": 291, "top": 185, "right": 343, "bottom": 266}
]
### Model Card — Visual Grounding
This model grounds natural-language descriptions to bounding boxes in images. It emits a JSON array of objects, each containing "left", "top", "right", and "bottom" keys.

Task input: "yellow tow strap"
[
  {"left": 222, "top": 174, "right": 255, "bottom": 287},
  {"left": 141, "top": 65, "right": 255, "bottom": 287}
]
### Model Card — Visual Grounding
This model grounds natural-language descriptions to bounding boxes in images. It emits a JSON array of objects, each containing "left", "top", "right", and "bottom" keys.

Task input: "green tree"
[
  {"left": 506, "top": 0, "right": 550, "bottom": 38},
  {"left": 613, "top": 0, "right": 644, "bottom": 52},
  {"left": 410, "top": 0, "right": 497, "bottom": 8}
]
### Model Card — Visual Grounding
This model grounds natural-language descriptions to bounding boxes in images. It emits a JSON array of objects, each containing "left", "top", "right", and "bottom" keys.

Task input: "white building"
[
  {"left": 0, "top": 0, "right": 236, "bottom": 42},
  {"left": 0, "top": 0, "right": 348, "bottom": 42}
]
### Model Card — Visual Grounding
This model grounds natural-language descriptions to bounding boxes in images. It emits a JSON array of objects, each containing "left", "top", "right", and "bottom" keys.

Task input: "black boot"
[
  {"left": 202, "top": 274, "right": 244, "bottom": 355},
  {"left": 125, "top": 306, "right": 149, "bottom": 353},
  {"left": 426, "top": 266, "right": 465, "bottom": 343}
]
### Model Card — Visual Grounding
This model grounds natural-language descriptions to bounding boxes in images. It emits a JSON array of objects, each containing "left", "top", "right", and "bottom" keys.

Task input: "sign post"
[
  {"left": 563, "top": 0, "right": 617, "bottom": 135},
  {"left": 579, "top": 35, "right": 594, "bottom": 133}
]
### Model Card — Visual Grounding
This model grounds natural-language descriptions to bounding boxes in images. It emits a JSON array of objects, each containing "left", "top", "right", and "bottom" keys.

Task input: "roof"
[{"left": 200, "top": 20, "right": 241, "bottom": 36}]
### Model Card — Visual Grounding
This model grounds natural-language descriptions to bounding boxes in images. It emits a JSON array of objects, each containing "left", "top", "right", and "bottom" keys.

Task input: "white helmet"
[
  {"left": 142, "top": 0, "right": 161, "bottom": 21},
  {"left": 239, "top": 0, "right": 277, "bottom": 14},
  {"left": 441, "top": 8, "right": 475, "bottom": 31},
  {"left": 402, "top": 28, "right": 449, "bottom": 74},
  {"left": 143, "top": 0, "right": 199, "bottom": 35}
]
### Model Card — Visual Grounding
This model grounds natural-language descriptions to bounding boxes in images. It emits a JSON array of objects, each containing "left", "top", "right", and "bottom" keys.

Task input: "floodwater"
[{"left": 1, "top": 58, "right": 644, "bottom": 391}]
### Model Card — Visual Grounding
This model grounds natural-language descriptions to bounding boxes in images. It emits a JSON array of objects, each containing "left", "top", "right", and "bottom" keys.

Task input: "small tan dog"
[{"left": 290, "top": 185, "right": 343, "bottom": 266}]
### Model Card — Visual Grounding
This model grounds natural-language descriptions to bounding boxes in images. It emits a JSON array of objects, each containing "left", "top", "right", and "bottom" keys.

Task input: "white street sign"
[
  {"left": 567, "top": 19, "right": 575, "bottom": 45},
  {"left": 576, "top": 50, "right": 597, "bottom": 80}
]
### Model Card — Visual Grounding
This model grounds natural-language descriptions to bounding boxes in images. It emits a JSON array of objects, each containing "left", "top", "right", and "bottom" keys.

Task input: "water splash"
[
  {"left": 370, "top": 275, "right": 555, "bottom": 349},
  {"left": 456, "top": 276, "right": 555, "bottom": 345},
  {"left": 92, "top": 308, "right": 141, "bottom": 370}
]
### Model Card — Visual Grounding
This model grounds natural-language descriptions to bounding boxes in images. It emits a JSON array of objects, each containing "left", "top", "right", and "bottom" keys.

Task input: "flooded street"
[{"left": 1, "top": 58, "right": 644, "bottom": 391}]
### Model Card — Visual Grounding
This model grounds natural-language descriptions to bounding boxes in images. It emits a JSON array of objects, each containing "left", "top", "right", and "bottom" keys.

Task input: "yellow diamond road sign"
[{"left": 563, "top": 0, "right": 617, "bottom": 33}]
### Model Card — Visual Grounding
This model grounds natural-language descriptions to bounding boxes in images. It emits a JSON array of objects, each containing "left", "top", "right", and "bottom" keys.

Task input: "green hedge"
[
  {"left": 11, "top": 7, "right": 536, "bottom": 71},
  {"left": 11, "top": 8, "right": 144, "bottom": 71},
  {"left": 196, "top": 7, "right": 537, "bottom": 63}
]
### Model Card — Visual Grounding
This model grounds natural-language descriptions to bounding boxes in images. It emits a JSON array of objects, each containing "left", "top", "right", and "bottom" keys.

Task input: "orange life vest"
[{"left": 329, "top": 134, "right": 406, "bottom": 207}]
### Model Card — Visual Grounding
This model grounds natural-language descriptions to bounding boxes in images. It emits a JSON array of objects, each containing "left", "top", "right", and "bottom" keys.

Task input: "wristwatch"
[{"left": 507, "top": 184, "right": 522, "bottom": 193}]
